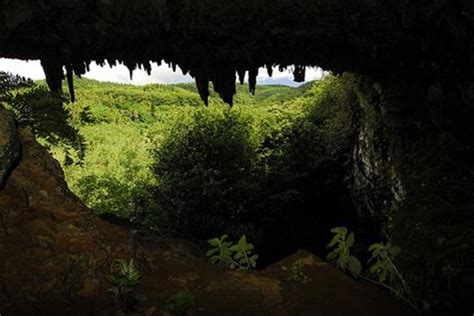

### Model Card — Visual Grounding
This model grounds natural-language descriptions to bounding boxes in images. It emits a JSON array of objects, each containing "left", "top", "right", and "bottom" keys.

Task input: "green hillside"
[{"left": 49, "top": 78, "right": 313, "bottom": 217}]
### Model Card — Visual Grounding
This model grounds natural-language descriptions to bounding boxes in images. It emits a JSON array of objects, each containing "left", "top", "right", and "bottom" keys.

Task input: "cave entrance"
[{"left": 1, "top": 60, "right": 364, "bottom": 268}]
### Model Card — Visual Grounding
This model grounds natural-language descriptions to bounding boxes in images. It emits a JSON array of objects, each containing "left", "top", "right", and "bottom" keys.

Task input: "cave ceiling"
[{"left": 0, "top": 0, "right": 473, "bottom": 104}]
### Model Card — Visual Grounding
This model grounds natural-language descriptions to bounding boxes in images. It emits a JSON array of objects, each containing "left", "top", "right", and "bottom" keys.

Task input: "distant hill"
[{"left": 50, "top": 77, "right": 309, "bottom": 109}]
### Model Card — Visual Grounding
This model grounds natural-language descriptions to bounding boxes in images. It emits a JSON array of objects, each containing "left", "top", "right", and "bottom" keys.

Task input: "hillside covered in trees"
[
  {"left": 42, "top": 77, "right": 356, "bottom": 265},
  {"left": 1, "top": 72, "right": 473, "bottom": 315}
]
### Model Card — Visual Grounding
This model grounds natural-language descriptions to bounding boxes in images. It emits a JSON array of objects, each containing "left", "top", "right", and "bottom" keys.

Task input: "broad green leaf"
[
  {"left": 346, "top": 232, "right": 355, "bottom": 247},
  {"left": 347, "top": 256, "right": 361, "bottom": 276}
]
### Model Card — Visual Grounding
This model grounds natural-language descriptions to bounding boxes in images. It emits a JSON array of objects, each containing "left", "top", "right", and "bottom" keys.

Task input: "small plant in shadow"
[
  {"left": 165, "top": 291, "right": 195, "bottom": 316},
  {"left": 326, "top": 227, "right": 362, "bottom": 277},
  {"left": 207, "top": 234, "right": 258, "bottom": 271},
  {"left": 327, "top": 227, "right": 419, "bottom": 311},
  {"left": 367, "top": 242, "right": 419, "bottom": 311},
  {"left": 283, "top": 260, "right": 312, "bottom": 284},
  {"left": 229, "top": 235, "right": 259, "bottom": 271},
  {"left": 105, "top": 259, "right": 141, "bottom": 312},
  {"left": 368, "top": 242, "right": 401, "bottom": 283},
  {"left": 206, "top": 234, "right": 237, "bottom": 269}
]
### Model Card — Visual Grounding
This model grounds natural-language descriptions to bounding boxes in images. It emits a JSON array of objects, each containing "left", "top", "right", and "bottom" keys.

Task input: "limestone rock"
[{"left": 0, "top": 106, "right": 20, "bottom": 189}]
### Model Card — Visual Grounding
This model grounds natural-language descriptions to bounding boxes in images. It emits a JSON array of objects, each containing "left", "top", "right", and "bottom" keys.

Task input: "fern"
[
  {"left": 1, "top": 72, "right": 86, "bottom": 160},
  {"left": 105, "top": 258, "right": 141, "bottom": 312}
]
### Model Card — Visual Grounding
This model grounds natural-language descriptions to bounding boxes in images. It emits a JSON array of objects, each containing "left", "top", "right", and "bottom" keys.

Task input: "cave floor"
[{"left": 132, "top": 238, "right": 414, "bottom": 316}]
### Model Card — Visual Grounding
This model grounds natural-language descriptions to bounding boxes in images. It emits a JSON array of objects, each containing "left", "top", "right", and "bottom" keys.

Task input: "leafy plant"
[
  {"left": 283, "top": 260, "right": 311, "bottom": 284},
  {"left": 326, "top": 227, "right": 362, "bottom": 277},
  {"left": 368, "top": 242, "right": 401, "bottom": 283},
  {"left": 207, "top": 234, "right": 258, "bottom": 271},
  {"left": 229, "top": 235, "right": 259, "bottom": 271},
  {"left": 0, "top": 72, "right": 86, "bottom": 159},
  {"left": 105, "top": 259, "right": 141, "bottom": 311},
  {"left": 165, "top": 291, "right": 195, "bottom": 316},
  {"left": 206, "top": 234, "right": 237, "bottom": 269},
  {"left": 366, "top": 242, "right": 419, "bottom": 311}
]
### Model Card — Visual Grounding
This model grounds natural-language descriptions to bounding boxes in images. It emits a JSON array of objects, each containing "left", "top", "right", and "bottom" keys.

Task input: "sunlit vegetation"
[
  {"left": 42, "top": 77, "right": 357, "bottom": 256},
  {"left": 2, "top": 71, "right": 470, "bottom": 312}
]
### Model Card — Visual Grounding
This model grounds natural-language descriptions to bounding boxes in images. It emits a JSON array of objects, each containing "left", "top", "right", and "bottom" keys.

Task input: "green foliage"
[
  {"left": 326, "top": 228, "right": 418, "bottom": 309},
  {"left": 105, "top": 259, "right": 141, "bottom": 298},
  {"left": 0, "top": 72, "right": 84, "bottom": 156},
  {"left": 48, "top": 77, "right": 314, "bottom": 227},
  {"left": 206, "top": 235, "right": 237, "bottom": 268},
  {"left": 229, "top": 235, "right": 259, "bottom": 271},
  {"left": 368, "top": 242, "right": 401, "bottom": 284},
  {"left": 44, "top": 76, "right": 357, "bottom": 264},
  {"left": 326, "top": 227, "right": 362, "bottom": 277},
  {"left": 283, "top": 260, "right": 312, "bottom": 284},
  {"left": 0, "top": 71, "right": 34, "bottom": 95},
  {"left": 8, "top": 85, "right": 85, "bottom": 153},
  {"left": 150, "top": 108, "right": 262, "bottom": 238},
  {"left": 165, "top": 291, "right": 195, "bottom": 316},
  {"left": 61, "top": 124, "right": 155, "bottom": 217},
  {"left": 207, "top": 234, "right": 258, "bottom": 271}
]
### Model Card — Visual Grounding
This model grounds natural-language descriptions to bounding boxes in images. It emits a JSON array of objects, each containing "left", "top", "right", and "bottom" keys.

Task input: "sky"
[{"left": 0, "top": 58, "right": 326, "bottom": 87}]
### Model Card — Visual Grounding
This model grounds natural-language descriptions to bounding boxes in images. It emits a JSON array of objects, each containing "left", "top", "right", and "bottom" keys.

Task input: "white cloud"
[
  {"left": 0, "top": 59, "right": 45, "bottom": 80},
  {"left": 0, "top": 58, "right": 326, "bottom": 86}
]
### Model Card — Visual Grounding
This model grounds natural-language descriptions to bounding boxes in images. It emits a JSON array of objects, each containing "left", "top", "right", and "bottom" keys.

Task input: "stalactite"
[
  {"left": 65, "top": 64, "right": 75, "bottom": 103},
  {"left": 124, "top": 62, "right": 136, "bottom": 80},
  {"left": 41, "top": 59, "right": 63, "bottom": 94},
  {"left": 107, "top": 59, "right": 117, "bottom": 67},
  {"left": 266, "top": 65, "right": 273, "bottom": 77},
  {"left": 238, "top": 70, "right": 246, "bottom": 84},
  {"left": 143, "top": 61, "right": 152, "bottom": 75},
  {"left": 293, "top": 65, "right": 306, "bottom": 82},
  {"left": 211, "top": 68, "right": 236, "bottom": 106},
  {"left": 72, "top": 61, "right": 87, "bottom": 78},
  {"left": 249, "top": 68, "right": 258, "bottom": 95},
  {"left": 195, "top": 73, "right": 210, "bottom": 106}
]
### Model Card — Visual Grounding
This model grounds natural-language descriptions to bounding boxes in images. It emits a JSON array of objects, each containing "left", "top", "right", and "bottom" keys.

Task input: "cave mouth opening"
[{"left": 1, "top": 59, "right": 371, "bottom": 270}]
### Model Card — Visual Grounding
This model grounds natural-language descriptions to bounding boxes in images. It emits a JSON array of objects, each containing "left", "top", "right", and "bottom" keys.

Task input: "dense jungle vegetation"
[
  {"left": 36, "top": 76, "right": 358, "bottom": 266},
  {"left": 3, "top": 72, "right": 472, "bottom": 313}
]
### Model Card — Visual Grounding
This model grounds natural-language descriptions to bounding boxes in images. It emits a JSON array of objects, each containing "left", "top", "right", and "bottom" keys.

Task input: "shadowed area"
[{"left": 1, "top": 0, "right": 473, "bottom": 104}]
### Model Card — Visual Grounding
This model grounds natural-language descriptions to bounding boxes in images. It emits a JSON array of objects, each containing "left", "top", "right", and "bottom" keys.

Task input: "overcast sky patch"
[{"left": 0, "top": 58, "right": 326, "bottom": 86}]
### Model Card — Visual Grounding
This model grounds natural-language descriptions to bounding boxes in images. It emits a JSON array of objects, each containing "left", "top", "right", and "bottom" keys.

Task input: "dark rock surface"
[{"left": 0, "top": 105, "right": 20, "bottom": 189}]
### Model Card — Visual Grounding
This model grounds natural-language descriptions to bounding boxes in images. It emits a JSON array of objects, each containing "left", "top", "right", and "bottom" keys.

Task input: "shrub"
[
  {"left": 149, "top": 108, "right": 263, "bottom": 239},
  {"left": 63, "top": 124, "right": 155, "bottom": 217}
]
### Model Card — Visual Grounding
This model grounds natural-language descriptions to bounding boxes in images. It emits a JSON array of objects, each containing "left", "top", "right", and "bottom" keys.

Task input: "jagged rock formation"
[
  {"left": 0, "top": 105, "right": 20, "bottom": 188},
  {"left": 1, "top": 0, "right": 473, "bottom": 104},
  {"left": 0, "top": 119, "right": 137, "bottom": 314}
]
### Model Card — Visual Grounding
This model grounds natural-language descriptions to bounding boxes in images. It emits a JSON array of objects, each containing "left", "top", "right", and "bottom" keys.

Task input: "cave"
[{"left": 1, "top": 1, "right": 473, "bottom": 315}]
